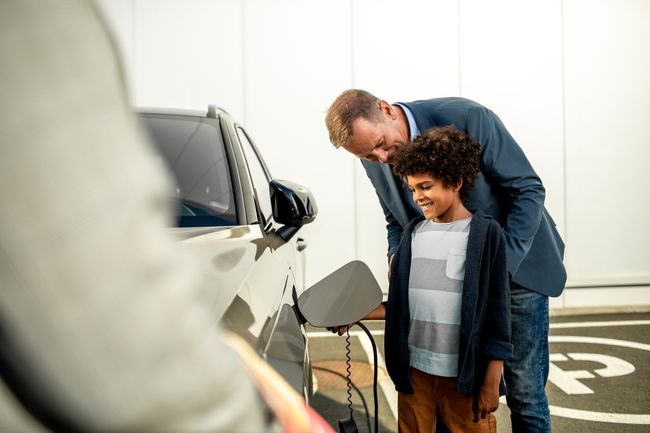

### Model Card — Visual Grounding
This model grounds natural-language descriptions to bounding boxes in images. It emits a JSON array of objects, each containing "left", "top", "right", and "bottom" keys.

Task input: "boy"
[{"left": 334, "top": 126, "right": 512, "bottom": 432}]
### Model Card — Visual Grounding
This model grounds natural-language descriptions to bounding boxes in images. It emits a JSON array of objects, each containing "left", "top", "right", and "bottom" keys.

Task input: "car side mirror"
[
  {"left": 270, "top": 179, "right": 317, "bottom": 241},
  {"left": 297, "top": 261, "right": 382, "bottom": 327}
]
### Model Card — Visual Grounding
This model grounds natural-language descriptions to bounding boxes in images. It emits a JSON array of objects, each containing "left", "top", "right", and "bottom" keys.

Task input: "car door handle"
[{"left": 296, "top": 237, "right": 307, "bottom": 252}]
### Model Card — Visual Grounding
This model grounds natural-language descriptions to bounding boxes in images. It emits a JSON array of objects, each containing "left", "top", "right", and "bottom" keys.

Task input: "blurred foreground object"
[
  {"left": 0, "top": 0, "right": 270, "bottom": 431},
  {"left": 225, "top": 334, "right": 335, "bottom": 433}
]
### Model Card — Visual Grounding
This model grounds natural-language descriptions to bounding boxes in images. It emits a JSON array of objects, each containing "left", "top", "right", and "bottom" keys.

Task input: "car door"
[{"left": 233, "top": 126, "right": 311, "bottom": 399}]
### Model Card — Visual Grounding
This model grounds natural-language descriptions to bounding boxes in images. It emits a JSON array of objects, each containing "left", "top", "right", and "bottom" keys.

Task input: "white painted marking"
[
  {"left": 569, "top": 353, "right": 635, "bottom": 378},
  {"left": 547, "top": 336, "right": 650, "bottom": 424},
  {"left": 306, "top": 319, "right": 650, "bottom": 338},
  {"left": 549, "top": 335, "right": 650, "bottom": 352},
  {"left": 550, "top": 319, "right": 650, "bottom": 329},
  {"left": 549, "top": 352, "right": 635, "bottom": 395},
  {"left": 548, "top": 353, "right": 595, "bottom": 394},
  {"left": 548, "top": 406, "right": 650, "bottom": 424},
  {"left": 357, "top": 331, "right": 398, "bottom": 422}
]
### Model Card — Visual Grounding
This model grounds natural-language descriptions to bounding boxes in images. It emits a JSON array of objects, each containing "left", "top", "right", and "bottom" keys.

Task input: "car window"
[
  {"left": 139, "top": 114, "right": 237, "bottom": 227},
  {"left": 236, "top": 128, "right": 272, "bottom": 226}
]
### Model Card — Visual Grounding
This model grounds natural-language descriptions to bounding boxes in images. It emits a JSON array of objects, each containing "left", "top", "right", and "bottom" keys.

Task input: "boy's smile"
[{"left": 407, "top": 172, "right": 470, "bottom": 223}]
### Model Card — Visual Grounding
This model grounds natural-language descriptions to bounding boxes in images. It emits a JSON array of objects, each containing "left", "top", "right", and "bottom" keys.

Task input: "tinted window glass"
[
  {"left": 139, "top": 114, "right": 237, "bottom": 227},
  {"left": 237, "top": 128, "right": 272, "bottom": 225}
]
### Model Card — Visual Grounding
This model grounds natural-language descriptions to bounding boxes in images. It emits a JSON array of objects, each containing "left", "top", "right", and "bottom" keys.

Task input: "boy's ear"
[{"left": 453, "top": 179, "right": 463, "bottom": 192}]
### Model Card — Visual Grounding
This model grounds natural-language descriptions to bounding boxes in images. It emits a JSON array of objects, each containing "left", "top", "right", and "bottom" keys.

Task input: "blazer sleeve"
[
  {"left": 466, "top": 106, "right": 546, "bottom": 278},
  {"left": 378, "top": 193, "right": 404, "bottom": 257},
  {"left": 483, "top": 221, "right": 514, "bottom": 361}
]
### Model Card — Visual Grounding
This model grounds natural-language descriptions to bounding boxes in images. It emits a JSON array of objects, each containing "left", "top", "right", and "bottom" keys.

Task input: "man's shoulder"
[
  {"left": 401, "top": 97, "right": 485, "bottom": 112},
  {"left": 399, "top": 97, "right": 487, "bottom": 129}
]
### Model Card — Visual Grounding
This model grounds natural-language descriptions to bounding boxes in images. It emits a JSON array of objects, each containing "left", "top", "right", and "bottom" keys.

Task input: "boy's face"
[{"left": 407, "top": 172, "right": 463, "bottom": 223}]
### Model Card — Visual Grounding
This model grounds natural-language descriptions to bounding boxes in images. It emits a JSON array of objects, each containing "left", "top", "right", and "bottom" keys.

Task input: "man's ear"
[{"left": 379, "top": 100, "right": 395, "bottom": 119}]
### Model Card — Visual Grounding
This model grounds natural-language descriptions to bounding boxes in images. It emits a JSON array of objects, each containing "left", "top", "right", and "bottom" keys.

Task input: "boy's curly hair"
[{"left": 393, "top": 126, "right": 481, "bottom": 202}]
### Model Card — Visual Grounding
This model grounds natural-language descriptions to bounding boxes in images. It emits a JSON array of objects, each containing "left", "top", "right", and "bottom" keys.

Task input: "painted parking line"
[
  {"left": 357, "top": 331, "right": 399, "bottom": 421},
  {"left": 306, "top": 319, "right": 650, "bottom": 339},
  {"left": 549, "top": 319, "right": 650, "bottom": 329}
]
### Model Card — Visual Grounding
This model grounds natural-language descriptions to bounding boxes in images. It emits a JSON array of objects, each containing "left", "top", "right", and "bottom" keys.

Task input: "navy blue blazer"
[
  {"left": 385, "top": 213, "right": 513, "bottom": 396},
  {"left": 362, "top": 97, "right": 566, "bottom": 297}
]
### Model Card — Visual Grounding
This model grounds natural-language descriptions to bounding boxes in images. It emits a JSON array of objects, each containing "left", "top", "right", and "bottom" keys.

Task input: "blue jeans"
[{"left": 504, "top": 281, "right": 551, "bottom": 433}]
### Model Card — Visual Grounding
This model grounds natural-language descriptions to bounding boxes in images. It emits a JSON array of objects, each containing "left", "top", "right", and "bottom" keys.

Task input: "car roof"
[{"left": 136, "top": 105, "right": 231, "bottom": 120}]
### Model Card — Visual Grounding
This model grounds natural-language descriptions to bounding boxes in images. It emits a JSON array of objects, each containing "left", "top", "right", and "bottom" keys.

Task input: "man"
[{"left": 326, "top": 89, "right": 566, "bottom": 433}]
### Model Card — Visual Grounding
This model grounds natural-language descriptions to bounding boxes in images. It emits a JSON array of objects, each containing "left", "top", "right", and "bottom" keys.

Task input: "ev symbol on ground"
[
  {"left": 546, "top": 335, "right": 650, "bottom": 424},
  {"left": 548, "top": 352, "right": 635, "bottom": 395}
]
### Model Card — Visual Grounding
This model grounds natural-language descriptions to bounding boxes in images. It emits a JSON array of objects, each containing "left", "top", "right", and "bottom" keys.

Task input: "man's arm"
[
  {"left": 376, "top": 182, "right": 404, "bottom": 257},
  {"left": 466, "top": 106, "right": 546, "bottom": 278},
  {"left": 360, "top": 160, "right": 404, "bottom": 257}
]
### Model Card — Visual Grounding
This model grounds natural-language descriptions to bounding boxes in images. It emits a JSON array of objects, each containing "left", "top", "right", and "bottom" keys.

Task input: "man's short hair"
[
  {"left": 325, "top": 89, "right": 382, "bottom": 148},
  {"left": 393, "top": 126, "right": 481, "bottom": 202}
]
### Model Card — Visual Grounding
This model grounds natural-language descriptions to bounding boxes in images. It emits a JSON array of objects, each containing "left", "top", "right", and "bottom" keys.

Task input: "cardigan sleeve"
[{"left": 483, "top": 221, "right": 514, "bottom": 361}]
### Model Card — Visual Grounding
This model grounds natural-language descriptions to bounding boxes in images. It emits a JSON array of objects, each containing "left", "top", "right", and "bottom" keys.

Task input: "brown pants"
[{"left": 398, "top": 368, "right": 497, "bottom": 433}]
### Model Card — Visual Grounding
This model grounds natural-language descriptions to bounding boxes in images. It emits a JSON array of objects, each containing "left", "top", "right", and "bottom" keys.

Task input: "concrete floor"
[{"left": 307, "top": 311, "right": 650, "bottom": 433}]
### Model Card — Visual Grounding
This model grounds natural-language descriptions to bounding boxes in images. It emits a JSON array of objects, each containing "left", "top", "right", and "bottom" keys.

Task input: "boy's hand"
[
  {"left": 326, "top": 324, "right": 354, "bottom": 336},
  {"left": 473, "top": 359, "right": 503, "bottom": 423},
  {"left": 473, "top": 383, "right": 500, "bottom": 422},
  {"left": 325, "top": 305, "right": 386, "bottom": 336}
]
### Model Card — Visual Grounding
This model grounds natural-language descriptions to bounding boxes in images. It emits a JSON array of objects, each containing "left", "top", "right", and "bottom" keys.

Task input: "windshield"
[{"left": 139, "top": 114, "right": 237, "bottom": 227}]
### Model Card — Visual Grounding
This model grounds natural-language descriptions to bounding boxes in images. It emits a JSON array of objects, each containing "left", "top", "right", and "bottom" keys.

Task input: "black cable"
[
  {"left": 356, "top": 322, "right": 379, "bottom": 433},
  {"left": 312, "top": 366, "right": 371, "bottom": 433},
  {"left": 344, "top": 329, "right": 354, "bottom": 420}
]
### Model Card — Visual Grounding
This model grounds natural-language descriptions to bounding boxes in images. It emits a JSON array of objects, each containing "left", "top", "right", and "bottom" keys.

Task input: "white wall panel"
[
  {"left": 564, "top": 0, "right": 650, "bottom": 286},
  {"left": 352, "top": 0, "right": 461, "bottom": 292},
  {"left": 133, "top": 0, "right": 244, "bottom": 119},
  {"left": 242, "top": 0, "right": 354, "bottom": 287},
  {"left": 352, "top": 0, "right": 460, "bottom": 101},
  {"left": 94, "top": 0, "right": 650, "bottom": 305},
  {"left": 94, "top": 0, "right": 135, "bottom": 96},
  {"left": 460, "top": 0, "right": 565, "bottom": 237}
]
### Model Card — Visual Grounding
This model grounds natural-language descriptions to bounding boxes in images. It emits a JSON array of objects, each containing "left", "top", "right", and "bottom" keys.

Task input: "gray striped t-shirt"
[{"left": 408, "top": 216, "right": 471, "bottom": 377}]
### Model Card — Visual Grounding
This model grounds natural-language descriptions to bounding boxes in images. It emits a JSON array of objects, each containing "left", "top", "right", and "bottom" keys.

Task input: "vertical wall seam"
[
  {"left": 241, "top": 0, "right": 247, "bottom": 126},
  {"left": 457, "top": 0, "right": 463, "bottom": 96},
  {"left": 560, "top": 0, "right": 568, "bottom": 304},
  {"left": 351, "top": 0, "right": 359, "bottom": 260},
  {"left": 131, "top": 0, "right": 136, "bottom": 103}
]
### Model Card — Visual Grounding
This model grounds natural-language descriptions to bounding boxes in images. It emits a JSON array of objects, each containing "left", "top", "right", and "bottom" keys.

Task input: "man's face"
[{"left": 343, "top": 106, "right": 408, "bottom": 164}]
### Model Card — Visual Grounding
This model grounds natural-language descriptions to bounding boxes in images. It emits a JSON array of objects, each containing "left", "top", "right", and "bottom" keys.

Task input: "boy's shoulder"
[{"left": 470, "top": 212, "right": 504, "bottom": 238}]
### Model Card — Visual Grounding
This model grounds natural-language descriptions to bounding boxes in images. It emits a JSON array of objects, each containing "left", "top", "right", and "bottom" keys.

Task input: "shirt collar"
[{"left": 395, "top": 103, "right": 420, "bottom": 140}]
